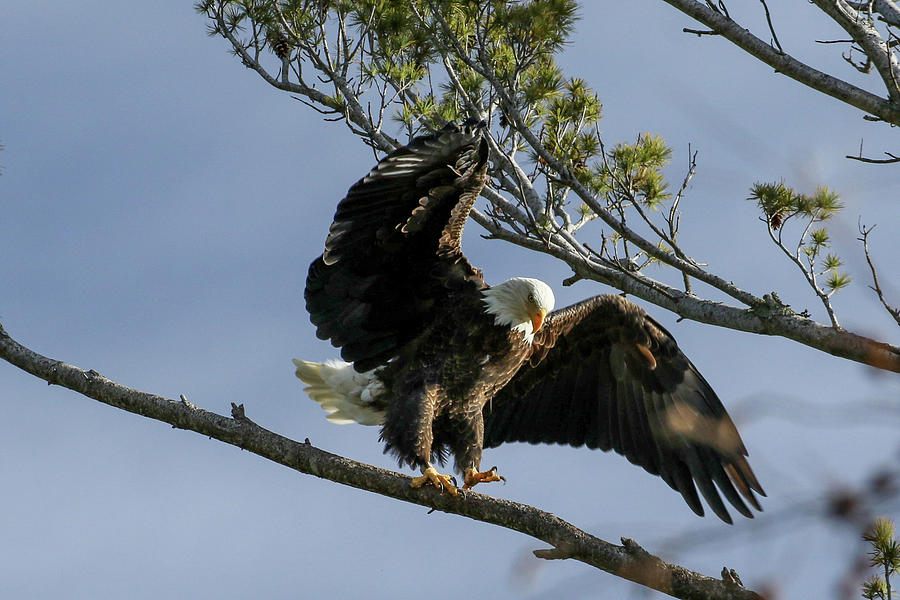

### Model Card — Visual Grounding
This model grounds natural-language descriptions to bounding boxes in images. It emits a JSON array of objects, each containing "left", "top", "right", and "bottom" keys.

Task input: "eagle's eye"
[{"left": 527, "top": 293, "right": 536, "bottom": 304}]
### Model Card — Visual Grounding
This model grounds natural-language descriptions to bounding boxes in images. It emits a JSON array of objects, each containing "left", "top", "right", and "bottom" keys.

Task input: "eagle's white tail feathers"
[{"left": 292, "top": 359, "right": 386, "bottom": 426}]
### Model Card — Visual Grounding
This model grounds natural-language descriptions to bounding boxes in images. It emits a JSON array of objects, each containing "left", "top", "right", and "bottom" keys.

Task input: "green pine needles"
[
  {"left": 862, "top": 518, "right": 900, "bottom": 600},
  {"left": 749, "top": 181, "right": 850, "bottom": 325}
]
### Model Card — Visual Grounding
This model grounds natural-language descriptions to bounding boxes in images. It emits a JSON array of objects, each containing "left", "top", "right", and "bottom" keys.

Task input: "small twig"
[
  {"left": 858, "top": 220, "right": 900, "bottom": 326},
  {"left": 759, "top": 0, "right": 784, "bottom": 54},
  {"left": 845, "top": 152, "right": 900, "bottom": 164},
  {"left": 669, "top": 147, "right": 699, "bottom": 293},
  {"left": 534, "top": 547, "right": 573, "bottom": 560}
]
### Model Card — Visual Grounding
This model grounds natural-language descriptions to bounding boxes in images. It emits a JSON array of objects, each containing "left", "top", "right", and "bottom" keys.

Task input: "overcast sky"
[{"left": 2, "top": 2, "right": 899, "bottom": 599}]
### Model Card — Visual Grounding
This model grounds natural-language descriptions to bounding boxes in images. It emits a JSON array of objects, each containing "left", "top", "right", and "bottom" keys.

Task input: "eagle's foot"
[
  {"left": 410, "top": 466, "right": 459, "bottom": 496},
  {"left": 463, "top": 466, "right": 505, "bottom": 490}
]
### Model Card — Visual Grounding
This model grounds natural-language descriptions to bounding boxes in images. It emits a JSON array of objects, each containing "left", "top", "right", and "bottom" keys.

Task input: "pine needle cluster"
[
  {"left": 862, "top": 518, "right": 900, "bottom": 600},
  {"left": 749, "top": 181, "right": 851, "bottom": 295}
]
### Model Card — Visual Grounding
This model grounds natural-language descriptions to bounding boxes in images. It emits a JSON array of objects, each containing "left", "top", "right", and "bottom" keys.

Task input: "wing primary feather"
[
  {"left": 671, "top": 463, "right": 705, "bottom": 517},
  {"left": 728, "top": 457, "right": 766, "bottom": 509},
  {"left": 684, "top": 450, "right": 733, "bottom": 524},
  {"left": 704, "top": 451, "right": 754, "bottom": 519},
  {"left": 612, "top": 375, "right": 628, "bottom": 457}
]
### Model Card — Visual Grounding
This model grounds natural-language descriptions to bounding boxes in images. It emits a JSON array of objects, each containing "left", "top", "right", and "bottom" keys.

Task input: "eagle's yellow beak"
[{"left": 531, "top": 308, "right": 547, "bottom": 333}]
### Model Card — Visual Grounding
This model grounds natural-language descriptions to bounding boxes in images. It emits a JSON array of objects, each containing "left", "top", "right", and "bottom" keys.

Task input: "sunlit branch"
[{"left": 0, "top": 322, "right": 764, "bottom": 600}]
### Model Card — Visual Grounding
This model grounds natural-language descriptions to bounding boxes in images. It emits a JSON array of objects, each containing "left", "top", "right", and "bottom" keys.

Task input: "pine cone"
[{"left": 269, "top": 30, "right": 291, "bottom": 60}]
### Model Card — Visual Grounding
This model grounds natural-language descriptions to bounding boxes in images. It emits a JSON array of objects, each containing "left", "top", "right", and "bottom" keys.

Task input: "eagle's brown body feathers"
[
  {"left": 378, "top": 299, "right": 531, "bottom": 474},
  {"left": 300, "top": 122, "right": 765, "bottom": 522}
]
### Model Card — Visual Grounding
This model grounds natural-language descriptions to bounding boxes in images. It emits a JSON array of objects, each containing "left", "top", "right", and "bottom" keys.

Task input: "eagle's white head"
[{"left": 482, "top": 277, "right": 556, "bottom": 344}]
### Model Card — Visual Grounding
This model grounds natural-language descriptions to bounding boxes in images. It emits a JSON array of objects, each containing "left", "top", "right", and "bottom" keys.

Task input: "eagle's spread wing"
[
  {"left": 306, "top": 122, "right": 489, "bottom": 371},
  {"left": 483, "top": 294, "right": 765, "bottom": 523}
]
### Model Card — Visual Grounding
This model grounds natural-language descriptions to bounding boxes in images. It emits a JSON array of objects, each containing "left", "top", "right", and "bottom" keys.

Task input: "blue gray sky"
[{"left": 2, "top": 2, "right": 898, "bottom": 599}]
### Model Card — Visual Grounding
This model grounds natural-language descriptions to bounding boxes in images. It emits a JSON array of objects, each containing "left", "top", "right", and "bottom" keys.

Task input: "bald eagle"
[{"left": 294, "top": 121, "right": 764, "bottom": 522}]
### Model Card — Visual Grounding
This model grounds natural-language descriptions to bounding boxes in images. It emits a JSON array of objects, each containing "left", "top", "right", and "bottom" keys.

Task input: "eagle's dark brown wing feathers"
[
  {"left": 619, "top": 317, "right": 763, "bottom": 518},
  {"left": 304, "top": 122, "right": 761, "bottom": 520},
  {"left": 306, "top": 122, "right": 489, "bottom": 371},
  {"left": 483, "top": 294, "right": 765, "bottom": 523}
]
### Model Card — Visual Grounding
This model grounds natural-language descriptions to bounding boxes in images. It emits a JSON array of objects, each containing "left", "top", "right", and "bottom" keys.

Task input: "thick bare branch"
[
  {"left": 661, "top": 0, "right": 900, "bottom": 124},
  {"left": 0, "top": 321, "right": 763, "bottom": 600},
  {"left": 842, "top": 1, "right": 900, "bottom": 27},
  {"left": 810, "top": 0, "right": 900, "bottom": 103},
  {"left": 563, "top": 259, "right": 900, "bottom": 373},
  {"left": 469, "top": 208, "right": 900, "bottom": 373}
]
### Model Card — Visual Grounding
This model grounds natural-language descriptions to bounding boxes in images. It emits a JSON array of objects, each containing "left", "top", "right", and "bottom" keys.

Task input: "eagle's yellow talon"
[
  {"left": 463, "top": 467, "right": 504, "bottom": 490},
  {"left": 410, "top": 466, "right": 459, "bottom": 496}
]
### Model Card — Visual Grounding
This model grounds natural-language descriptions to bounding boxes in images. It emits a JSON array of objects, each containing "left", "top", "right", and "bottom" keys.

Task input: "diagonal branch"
[
  {"left": 0, "top": 321, "right": 764, "bottom": 600},
  {"left": 810, "top": 0, "right": 900, "bottom": 103},
  {"left": 661, "top": 0, "right": 900, "bottom": 124}
]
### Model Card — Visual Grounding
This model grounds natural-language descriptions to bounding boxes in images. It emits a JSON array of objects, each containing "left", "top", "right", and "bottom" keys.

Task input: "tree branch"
[
  {"left": 197, "top": 0, "right": 900, "bottom": 375},
  {"left": 0, "top": 321, "right": 763, "bottom": 600},
  {"left": 846, "top": 151, "right": 900, "bottom": 164},
  {"left": 810, "top": 0, "right": 900, "bottom": 103},
  {"left": 858, "top": 221, "right": 900, "bottom": 326},
  {"left": 661, "top": 0, "right": 900, "bottom": 125}
]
